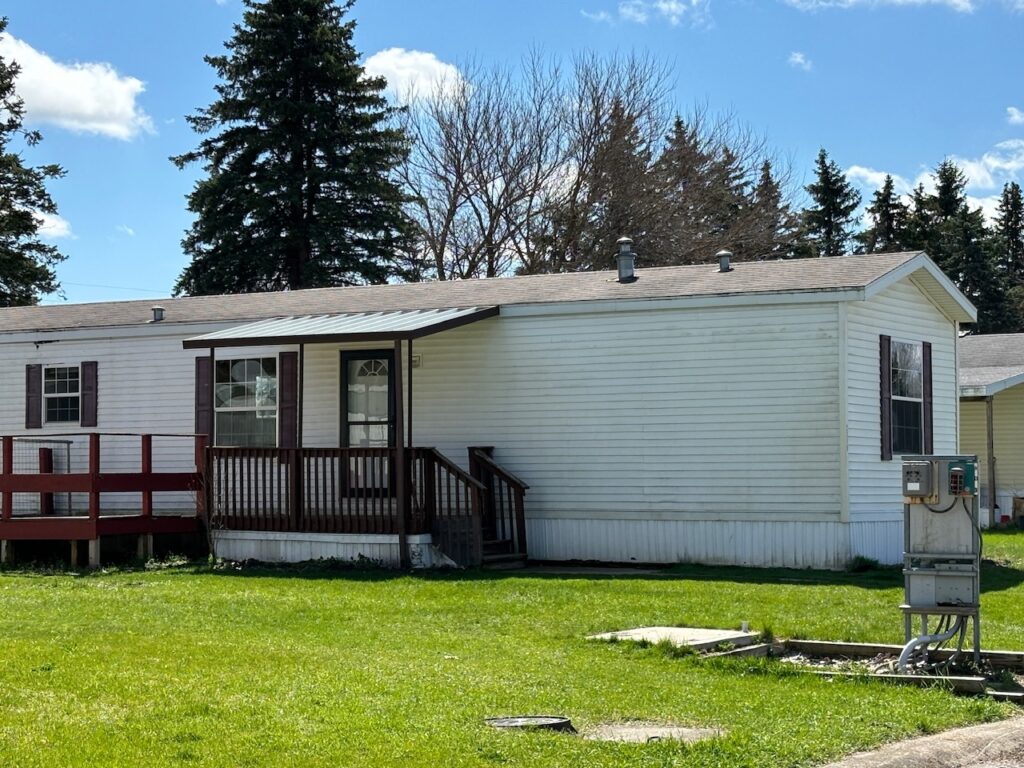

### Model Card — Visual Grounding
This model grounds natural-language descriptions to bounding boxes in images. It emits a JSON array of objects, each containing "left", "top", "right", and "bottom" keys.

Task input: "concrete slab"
[
  {"left": 588, "top": 626, "right": 759, "bottom": 651},
  {"left": 585, "top": 722, "right": 722, "bottom": 744}
]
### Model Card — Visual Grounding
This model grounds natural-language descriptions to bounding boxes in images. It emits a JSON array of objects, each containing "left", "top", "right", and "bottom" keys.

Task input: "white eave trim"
[{"left": 863, "top": 252, "right": 977, "bottom": 323}]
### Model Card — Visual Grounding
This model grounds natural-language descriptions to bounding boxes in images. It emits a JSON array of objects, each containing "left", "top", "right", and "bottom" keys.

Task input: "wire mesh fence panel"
[{"left": 7, "top": 438, "right": 73, "bottom": 516}]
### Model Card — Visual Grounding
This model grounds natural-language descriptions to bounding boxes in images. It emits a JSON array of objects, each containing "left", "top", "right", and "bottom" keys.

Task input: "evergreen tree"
[
  {"left": 993, "top": 181, "right": 1024, "bottom": 283},
  {"left": 0, "top": 17, "right": 66, "bottom": 306},
  {"left": 548, "top": 100, "right": 658, "bottom": 271},
  {"left": 856, "top": 174, "right": 908, "bottom": 253},
  {"left": 172, "top": 0, "right": 414, "bottom": 295},
  {"left": 748, "top": 160, "right": 798, "bottom": 258},
  {"left": 948, "top": 206, "right": 1009, "bottom": 333},
  {"left": 802, "top": 148, "right": 861, "bottom": 258}
]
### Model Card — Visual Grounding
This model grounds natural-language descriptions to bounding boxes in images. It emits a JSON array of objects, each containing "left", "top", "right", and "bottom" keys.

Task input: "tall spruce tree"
[
  {"left": 749, "top": 160, "right": 798, "bottom": 258},
  {"left": 857, "top": 174, "right": 908, "bottom": 253},
  {"left": 993, "top": 181, "right": 1024, "bottom": 283},
  {"left": 802, "top": 148, "right": 861, "bottom": 258},
  {"left": 172, "top": 0, "right": 413, "bottom": 295},
  {"left": 0, "top": 17, "right": 66, "bottom": 306}
]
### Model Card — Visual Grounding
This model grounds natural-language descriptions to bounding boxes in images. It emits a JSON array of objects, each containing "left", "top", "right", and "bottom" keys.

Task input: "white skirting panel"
[
  {"left": 527, "top": 518, "right": 852, "bottom": 570},
  {"left": 848, "top": 520, "right": 903, "bottom": 565},
  {"left": 212, "top": 531, "right": 441, "bottom": 568}
]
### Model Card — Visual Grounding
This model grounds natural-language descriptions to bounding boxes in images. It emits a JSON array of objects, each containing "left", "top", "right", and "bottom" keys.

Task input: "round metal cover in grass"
[{"left": 485, "top": 716, "right": 576, "bottom": 733}]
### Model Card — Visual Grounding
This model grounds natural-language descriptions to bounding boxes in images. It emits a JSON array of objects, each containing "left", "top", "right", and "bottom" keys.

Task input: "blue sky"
[{"left": 2, "top": 0, "right": 1022, "bottom": 304}]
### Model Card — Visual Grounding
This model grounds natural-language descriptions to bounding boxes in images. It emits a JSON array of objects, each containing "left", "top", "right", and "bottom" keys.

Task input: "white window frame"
[
  {"left": 214, "top": 357, "right": 279, "bottom": 447},
  {"left": 890, "top": 339, "right": 924, "bottom": 455},
  {"left": 43, "top": 365, "right": 81, "bottom": 424}
]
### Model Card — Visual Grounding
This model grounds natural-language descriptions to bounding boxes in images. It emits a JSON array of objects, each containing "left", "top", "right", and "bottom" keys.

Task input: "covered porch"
[{"left": 184, "top": 305, "right": 529, "bottom": 567}]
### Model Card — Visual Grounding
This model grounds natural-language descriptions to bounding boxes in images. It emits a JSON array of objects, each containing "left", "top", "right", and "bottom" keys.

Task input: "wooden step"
[{"left": 483, "top": 539, "right": 514, "bottom": 556}]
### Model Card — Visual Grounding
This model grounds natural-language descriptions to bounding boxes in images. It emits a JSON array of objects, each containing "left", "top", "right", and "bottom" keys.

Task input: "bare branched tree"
[{"left": 398, "top": 52, "right": 799, "bottom": 280}]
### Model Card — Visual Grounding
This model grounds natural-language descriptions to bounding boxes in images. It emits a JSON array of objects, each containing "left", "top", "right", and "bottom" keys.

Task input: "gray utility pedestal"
[{"left": 901, "top": 455, "right": 981, "bottom": 663}]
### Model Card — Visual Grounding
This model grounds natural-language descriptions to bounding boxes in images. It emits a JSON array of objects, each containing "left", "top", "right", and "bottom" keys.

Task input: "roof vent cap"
[
  {"left": 717, "top": 250, "right": 733, "bottom": 273},
  {"left": 151, "top": 306, "right": 166, "bottom": 322},
  {"left": 616, "top": 237, "right": 637, "bottom": 283}
]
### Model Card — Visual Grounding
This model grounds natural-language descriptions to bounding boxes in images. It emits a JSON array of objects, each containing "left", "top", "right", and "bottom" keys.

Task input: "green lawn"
[{"left": 2, "top": 534, "right": 1024, "bottom": 767}]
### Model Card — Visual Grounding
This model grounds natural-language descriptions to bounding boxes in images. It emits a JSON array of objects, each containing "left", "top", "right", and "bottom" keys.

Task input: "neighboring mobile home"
[
  {"left": 0, "top": 250, "right": 975, "bottom": 569},
  {"left": 959, "top": 333, "right": 1024, "bottom": 527}
]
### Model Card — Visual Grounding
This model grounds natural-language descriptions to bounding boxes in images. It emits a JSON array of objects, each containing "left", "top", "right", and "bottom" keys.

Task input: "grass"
[{"left": 2, "top": 535, "right": 1024, "bottom": 767}]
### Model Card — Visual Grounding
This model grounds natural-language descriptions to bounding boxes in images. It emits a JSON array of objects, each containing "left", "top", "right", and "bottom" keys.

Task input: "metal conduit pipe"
[{"left": 897, "top": 616, "right": 965, "bottom": 673}]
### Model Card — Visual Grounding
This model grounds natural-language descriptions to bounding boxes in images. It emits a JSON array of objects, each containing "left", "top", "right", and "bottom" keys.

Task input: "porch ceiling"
[{"left": 182, "top": 305, "right": 499, "bottom": 349}]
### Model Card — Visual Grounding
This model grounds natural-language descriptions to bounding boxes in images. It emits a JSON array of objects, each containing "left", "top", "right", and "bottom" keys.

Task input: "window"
[
  {"left": 214, "top": 358, "right": 277, "bottom": 447},
  {"left": 44, "top": 366, "right": 80, "bottom": 423},
  {"left": 890, "top": 341, "right": 923, "bottom": 454}
]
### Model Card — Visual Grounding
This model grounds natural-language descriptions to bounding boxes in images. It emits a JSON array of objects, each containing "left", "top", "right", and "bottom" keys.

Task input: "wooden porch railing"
[
  {"left": 0, "top": 433, "right": 206, "bottom": 520},
  {"left": 469, "top": 446, "right": 530, "bottom": 557},
  {"left": 207, "top": 447, "right": 486, "bottom": 562}
]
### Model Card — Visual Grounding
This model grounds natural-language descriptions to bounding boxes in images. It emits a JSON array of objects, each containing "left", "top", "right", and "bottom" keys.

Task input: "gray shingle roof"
[
  {"left": 959, "top": 334, "right": 1024, "bottom": 395},
  {"left": 0, "top": 251, "right": 923, "bottom": 334}
]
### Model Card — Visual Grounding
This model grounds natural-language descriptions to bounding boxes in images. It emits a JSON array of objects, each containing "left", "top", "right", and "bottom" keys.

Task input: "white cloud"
[
  {"left": 784, "top": 0, "right": 975, "bottom": 10},
  {"left": 619, "top": 0, "right": 651, "bottom": 22},
  {"left": 787, "top": 51, "right": 813, "bottom": 71},
  {"left": 581, "top": 0, "right": 711, "bottom": 25},
  {"left": 116, "top": 224, "right": 135, "bottom": 237},
  {"left": 34, "top": 211, "right": 73, "bottom": 240},
  {"left": 1008, "top": 106, "right": 1024, "bottom": 125},
  {"left": 0, "top": 34, "right": 153, "bottom": 140},
  {"left": 363, "top": 48, "right": 463, "bottom": 102},
  {"left": 845, "top": 165, "right": 912, "bottom": 194},
  {"left": 784, "top": 0, "right": 1024, "bottom": 11}
]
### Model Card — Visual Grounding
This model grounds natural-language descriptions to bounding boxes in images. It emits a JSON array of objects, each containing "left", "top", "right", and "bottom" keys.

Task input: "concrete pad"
[
  {"left": 585, "top": 722, "right": 722, "bottom": 744},
  {"left": 588, "top": 626, "right": 759, "bottom": 651},
  {"left": 820, "top": 716, "right": 1024, "bottom": 768}
]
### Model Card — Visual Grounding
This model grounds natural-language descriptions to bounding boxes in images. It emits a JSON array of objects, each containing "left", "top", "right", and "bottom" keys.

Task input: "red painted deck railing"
[{"left": 0, "top": 434, "right": 207, "bottom": 524}]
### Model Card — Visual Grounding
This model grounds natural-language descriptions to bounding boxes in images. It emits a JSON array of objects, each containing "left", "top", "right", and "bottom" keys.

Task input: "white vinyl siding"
[
  {"left": 845, "top": 280, "right": 958, "bottom": 525},
  {"left": 304, "top": 301, "right": 842, "bottom": 528}
]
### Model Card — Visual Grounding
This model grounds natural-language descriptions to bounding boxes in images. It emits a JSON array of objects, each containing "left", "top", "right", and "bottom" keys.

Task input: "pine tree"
[
  {"left": 993, "top": 181, "right": 1024, "bottom": 283},
  {"left": 748, "top": 160, "right": 798, "bottom": 258},
  {"left": 172, "top": 0, "right": 414, "bottom": 295},
  {"left": 802, "top": 148, "right": 861, "bottom": 258},
  {"left": 857, "top": 174, "right": 908, "bottom": 253},
  {"left": 948, "top": 207, "right": 1008, "bottom": 333},
  {"left": 0, "top": 17, "right": 66, "bottom": 306}
]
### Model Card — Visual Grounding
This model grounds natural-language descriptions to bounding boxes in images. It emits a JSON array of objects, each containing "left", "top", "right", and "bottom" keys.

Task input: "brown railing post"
[
  {"left": 88, "top": 433, "right": 101, "bottom": 520},
  {"left": 423, "top": 450, "right": 436, "bottom": 532},
  {"left": 195, "top": 435, "right": 208, "bottom": 521},
  {"left": 37, "top": 448, "right": 55, "bottom": 516},
  {"left": 141, "top": 434, "right": 153, "bottom": 518},
  {"left": 288, "top": 449, "right": 303, "bottom": 531},
  {"left": 1, "top": 436, "right": 12, "bottom": 521}
]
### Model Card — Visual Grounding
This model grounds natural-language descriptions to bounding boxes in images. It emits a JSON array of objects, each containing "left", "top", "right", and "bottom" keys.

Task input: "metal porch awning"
[{"left": 182, "top": 305, "right": 499, "bottom": 349}]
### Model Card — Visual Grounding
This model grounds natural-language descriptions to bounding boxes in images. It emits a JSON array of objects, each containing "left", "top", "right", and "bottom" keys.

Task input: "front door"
[{"left": 341, "top": 351, "right": 395, "bottom": 492}]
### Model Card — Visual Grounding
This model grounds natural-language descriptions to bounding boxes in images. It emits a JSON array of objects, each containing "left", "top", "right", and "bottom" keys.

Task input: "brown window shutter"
[
  {"left": 880, "top": 335, "right": 892, "bottom": 461},
  {"left": 25, "top": 364, "right": 42, "bottom": 429},
  {"left": 80, "top": 361, "right": 98, "bottom": 427},
  {"left": 195, "top": 356, "right": 213, "bottom": 443},
  {"left": 278, "top": 351, "right": 299, "bottom": 449},
  {"left": 922, "top": 341, "right": 933, "bottom": 454}
]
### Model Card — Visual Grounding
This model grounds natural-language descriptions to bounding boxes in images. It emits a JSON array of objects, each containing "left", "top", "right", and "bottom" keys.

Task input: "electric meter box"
[{"left": 902, "top": 460, "right": 936, "bottom": 501}]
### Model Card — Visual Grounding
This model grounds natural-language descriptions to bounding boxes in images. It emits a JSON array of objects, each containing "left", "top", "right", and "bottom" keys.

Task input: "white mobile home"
[{"left": 0, "top": 250, "right": 975, "bottom": 569}]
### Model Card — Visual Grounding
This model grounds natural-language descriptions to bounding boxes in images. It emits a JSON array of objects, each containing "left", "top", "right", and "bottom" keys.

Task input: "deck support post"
[
  {"left": 393, "top": 339, "right": 409, "bottom": 568},
  {"left": 70, "top": 540, "right": 78, "bottom": 568},
  {"left": 137, "top": 534, "right": 153, "bottom": 562},
  {"left": 986, "top": 396, "right": 997, "bottom": 527},
  {"left": 88, "top": 538, "right": 101, "bottom": 568},
  {"left": 1, "top": 539, "right": 10, "bottom": 565}
]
